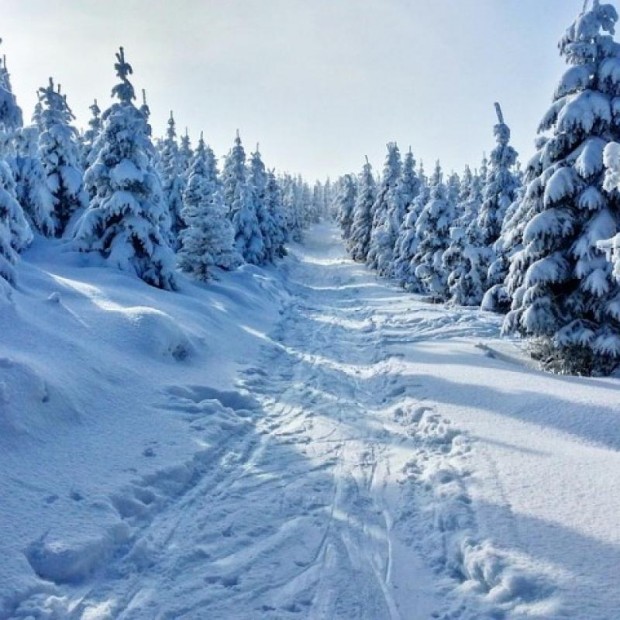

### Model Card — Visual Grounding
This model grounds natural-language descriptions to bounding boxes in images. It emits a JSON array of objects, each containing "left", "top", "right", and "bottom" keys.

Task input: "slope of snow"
[{"left": 1, "top": 224, "right": 619, "bottom": 619}]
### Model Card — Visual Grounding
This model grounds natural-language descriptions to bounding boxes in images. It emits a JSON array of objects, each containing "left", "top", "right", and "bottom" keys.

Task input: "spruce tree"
[
  {"left": 223, "top": 132, "right": 264, "bottom": 263},
  {"left": 74, "top": 47, "right": 177, "bottom": 290},
  {"left": 178, "top": 133, "right": 240, "bottom": 278},
  {"left": 414, "top": 161, "right": 454, "bottom": 301},
  {"left": 393, "top": 162, "right": 427, "bottom": 290},
  {"left": 348, "top": 157, "right": 376, "bottom": 262},
  {"left": 248, "top": 146, "right": 275, "bottom": 263},
  {"left": 14, "top": 126, "right": 55, "bottom": 236},
  {"left": 0, "top": 43, "right": 31, "bottom": 291},
  {"left": 444, "top": 165, "right": 485, "bottom": 305},
  {"left": 0, "top": 48, "right": 23, "bottom": 132},
  {"left": 37, "top": 78, "right": 87, "bottom": 235},
  {"left": 598, "top": 141, "right": 620, "bottom": 279},
  {"left": 0, "top": 159, "right": 19, "bottom": 294},
  {"left": 139, "top": 90, "right": 152, "bottom": 136},
  {"left": 461, "top": 104, "right": 521, "bottom": 305},
  {"left": 336, "top": 173, "right": 357, "bottom": 240},
  {"left": 159, "top": 111, "right": 185, "bottom": 248},
  {"left": 178, "top": 129, "right": 193, "bottom": 179},
  {"left": 81, "top": 99, "right": 102, "bottom": 170},
  {"left": 265, "top": 169, "right": 287, "bottom": 258},
  {"left": 366, "top": 143, "right": 402, "bottom": 273},
  {"left": 504, "top": 1, "right": 620, "bottom": 374}
]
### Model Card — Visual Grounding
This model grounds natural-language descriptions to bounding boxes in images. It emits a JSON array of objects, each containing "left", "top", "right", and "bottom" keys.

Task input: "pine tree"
[
  {"left": 74, "top": 47, "right": 177, "bottom": 290},
  {"left": 481, "top": 184, "right": 526, "bottom": 313},
  {"left": 462, "top": 104, "right": 521, "bottom": 305},
  {"left": 223, "top": 132, "right": 264, "bottom": 263},
  {"left": 178, "top": 129, "right": 193, "bottom": 179},
  {"left": 348, "top": 157, "right": 377, "bottom": 262},
  {"left": 81, "top": 99, "right": 102, "bottom": 170},
  {"left": 311, "top": 180, "right": 324, "bottom": 224},
  {"left": 336, "top": 173, "right": 357, "bottom": 240},
  {"left": 37, "top": 78, "right": 87, "bottom": 235},
  {"left": 159, "top": 111, "right": 185, "bottom": 248},
  {"left": 414, "top": 161, "right": 454, "bottom": 301},
  {"left": 139, "top": 90, "right": 152, "bottom": 136},
  {"left": 280, "top": 174, "right": 305, "bottom": 243},
  {"left": 0, "top": 158, "right": 19, "bottom": 294},
  {"left": 248, "top": 146, "right": 275, "bottom": 263},
  {"left": 444, "top": 165, "right": 485, "bottom": 305},
  {"left": 265, "top": 169, "right": 287, "bottom": 258},
  {"left": 0, "top": 43, "right": 31, "bottom": 292},
  {"left": 504, "top": 1, "right": 620, "bottom": 374},
  {"left": 14, "top": 126, "right": 55, "bottom": 236},
  {"left": 178, "top": 133, "right": 240, "bottom": 278},
  {"left": 598, "top": 141, "right": 620, "bottom": 279},
  {"left": 393, "top": 162, "right": 428, "bottom": 290},
  {"left": 366, "top": 143, "right": 402, "bottom": 273},
  {"left": 0, "top": 48, "right": 23, "bottom": 132}
]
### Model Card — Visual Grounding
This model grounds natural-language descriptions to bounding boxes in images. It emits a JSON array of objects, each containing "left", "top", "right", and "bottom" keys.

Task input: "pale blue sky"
[{"left": 4, "top": 1, "right": 582, "bottom": 181}]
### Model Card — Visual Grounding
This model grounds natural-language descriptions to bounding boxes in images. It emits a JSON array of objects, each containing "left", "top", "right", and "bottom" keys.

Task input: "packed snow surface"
[{"left": 1, "top": 223, "right": 619, "bottom": 619}]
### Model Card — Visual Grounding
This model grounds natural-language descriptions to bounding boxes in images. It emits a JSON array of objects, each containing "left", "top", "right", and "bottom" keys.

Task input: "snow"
[
  {"left": 543, "top": 167, "right": 579, "bottom": 206},
  {"left": 1, "top": 223, "right": 620, "bottom": 619}
]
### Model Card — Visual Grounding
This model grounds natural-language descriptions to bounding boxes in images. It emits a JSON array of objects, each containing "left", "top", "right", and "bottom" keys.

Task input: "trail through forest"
[{"left": 10, "top": 224, "right": 620, "bottom": 620}]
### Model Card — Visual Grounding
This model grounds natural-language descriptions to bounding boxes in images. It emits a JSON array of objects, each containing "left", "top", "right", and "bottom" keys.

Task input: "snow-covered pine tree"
[
  {"left": 178, "top": 129, "right": 193, "bottom": 180},
  {"left": 278, "top": 174, "right": 294, "bottom": 242},
  {"left": 336, "top": 173, "right": 357, "bottom": 240},
  {"left": 265, "top": 169, "right": 287, "bottom": 258},
  {"left": 311, "top": 181, "right": 324, "bottom": 224},
  {"left": 280, "top": 174, "right": 305, "bottom": 243},
  {"left": 178, "top": 133, "right": 240, "bottom": 278},
  {"left": 446, "top": 171, "right": 462, "bottom": 210},
  {"left": 159, "top": 111, "right": 185, "bottom": 248},
  {"left": 391, "top": 149, "right": 421, "bottom": 275},
  {"left": 0, "top": 43, "right": 32, "bottom": 286},
  {"left": 222, "top": 131, "right": 264, "bottom": 263},
  {"left": 139, "top": 90, "right": 152, "bottom": 136},
  {"left": 222, "top": 130, "right": 245, "bottom": 212},
  {"left": 504, "top": 1, "right": 620, "bottom": 374},
  {"left": 598, "top": 141, "right": 620, "bottom": 279},
  {"left": 81, "top": 99, "right": 102, "bottom": 170},
  {"left": 392, "top": 174, "right": 429, "bottom": 292},
  {"left": 321, "top": 178, "right": 333, "bottom": 220},
  {"left": 74, "top": 47, "right": 177, "bottom": 290},
  {"left": 414, "top": 161, "right": 454, "bottom": 301},
  {"left": 444, "top": 165, "right": 485, "bottom": 305},
  {"left": 348, "top": 157, "right": 376, "bottom": 262},
  {"left": 37, "top": 78, "right": 87, "bottom": 235},
  {"left": 14, "top": 126, "right": 55, "bottom": 236},
  {"left": 248, "top": 146, "right": 275, "bottom": 263},
  {"left": 464, "top": 103, "right": 521, "bottom": 305},
  {"left": 0, "top": 160, "right": 19, "bottom": 294},
  {"left": 0, "top": 48, "right": 23, "bottom": 132},
  {"left": 366, "top": 143, "right": 402, "bottom": 274},
  {"left": 299, "top": 180, "right": 314, "bottom": 231},
  {"left": 481, "top": 183, "right": 526, "bottom": 313},
  {"left": 398, "top": 149, "right": 421, "bottom": 215}
]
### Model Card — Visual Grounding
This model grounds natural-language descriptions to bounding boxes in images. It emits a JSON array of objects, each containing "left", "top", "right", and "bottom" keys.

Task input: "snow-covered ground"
[{"left": 1, "top": 223, "right": 619, "bottom": 619}]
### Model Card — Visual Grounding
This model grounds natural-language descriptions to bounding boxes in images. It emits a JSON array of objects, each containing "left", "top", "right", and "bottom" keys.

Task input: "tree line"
[
  {"left": 0, "top": 44, "right": 329, "bottom": 293},
  {"left": 333, "top": 1, "right": 620, "bottom": 376}
]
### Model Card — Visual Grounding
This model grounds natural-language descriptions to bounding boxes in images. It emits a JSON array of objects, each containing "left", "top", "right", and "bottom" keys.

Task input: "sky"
[{"left": 3, "top": 0, "right": 584, "bottom": 182}]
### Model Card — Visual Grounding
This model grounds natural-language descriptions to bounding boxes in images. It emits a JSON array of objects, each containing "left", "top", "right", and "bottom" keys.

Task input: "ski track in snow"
[{"left": 8, "top": 225, "right": 582, "bottom": 619}]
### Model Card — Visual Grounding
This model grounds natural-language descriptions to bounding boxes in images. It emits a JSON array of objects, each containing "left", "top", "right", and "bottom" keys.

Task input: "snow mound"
[
  {"left": 116, "top": 306, "right": 195, "bottom": 361},
  {"left": 25, "top": 522, "right": 131, "bottom": 585},
  {"left": 0, "top": 357, "right": 79, "bottom": 437}
]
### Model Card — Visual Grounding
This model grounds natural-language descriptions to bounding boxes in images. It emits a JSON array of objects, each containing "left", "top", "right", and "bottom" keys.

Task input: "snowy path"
[{"left": 10, "top": 223, "right": 620, "bottom": 619}]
